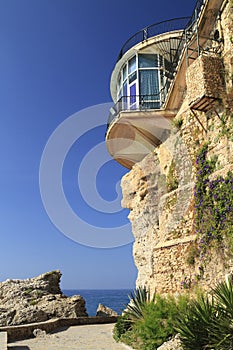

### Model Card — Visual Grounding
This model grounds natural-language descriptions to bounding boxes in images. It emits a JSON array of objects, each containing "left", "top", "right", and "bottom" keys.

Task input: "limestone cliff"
[
  {"left": 0, "top": 270, "right": 87, "bottom": 326},
  {"left": 121, "top": 1, "right": 233, "bottom": 294}
]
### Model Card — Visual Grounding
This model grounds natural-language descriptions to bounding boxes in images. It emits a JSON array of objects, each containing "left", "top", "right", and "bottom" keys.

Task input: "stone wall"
[
  {"left": 0, "top": 316, "right": 118, "bottom": 342},
  {"left": 186, "top": 54, "right": 225, "bottom": 106},
  {"left": 121, "top": 0, "right": 233, "bottom": 294}
]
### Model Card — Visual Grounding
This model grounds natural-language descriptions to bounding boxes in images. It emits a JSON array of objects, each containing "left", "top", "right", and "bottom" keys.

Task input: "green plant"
[
  {"left": 115, "top": 287, "right": 189, "bottom": 350},
  {"left": 192, "top": 143, "right": 233, "bottom": 282},
  {"left": 172, "top": 117, "right": 183, "bottom": 130},
  {"left": 124, "top": 286, "right": 155, "bottom": 322},
  {"left": 29, "top": 299, "right": 38, "bottom": 306},
  {"left": 176, "top": 293, "right": 215, "bottom": 350},
  {"left": 25, "top": 288, "right": 33, "bottom": 294},
  {"left": 134, "top": 295, "right": 182, "bottom": 350},
  {"left": 34, "top": 290, "right": 43, "bottom": 297},
  {"left": 209, "top": 276, "right": 233, "bottom": 349},
  {"left": 166, "top": 160, "right": 179, "bottom": 192},
  {"left": 113, "top": 314, "right": 132, "bottom": 342},
  {"left": 177, "top": 276, "right": 233, "bottom": 350},
  {"left": 217, "top": 113, "right": 233, "bottom": 141}
]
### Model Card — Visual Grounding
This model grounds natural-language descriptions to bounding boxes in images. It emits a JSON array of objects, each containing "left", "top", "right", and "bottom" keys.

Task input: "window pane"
[
  {"left": 123, "top": 81, "right": 127, "bottom": 96},
  {"left": 130, "top": 83, "right": 136, "bottom": 105},
  {"left": 139, "top": 70, "right": 159, "bottom": 98},
  {"left": 139, "top": 54, "right": 158, "bottom": 68},
  {"left": 123, "top": 65, "right": 127, "bottom": 80},
  {"left": 129, "top": 71, "right": 137, "bottom": 84},
  {"left": 129, "top": 56, "right": 136, "bottom": 74}
]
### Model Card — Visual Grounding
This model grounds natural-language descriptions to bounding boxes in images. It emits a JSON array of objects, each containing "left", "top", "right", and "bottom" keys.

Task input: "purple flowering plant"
[{"left": 193, "top": 143, "right": 233, "bottom": 281}]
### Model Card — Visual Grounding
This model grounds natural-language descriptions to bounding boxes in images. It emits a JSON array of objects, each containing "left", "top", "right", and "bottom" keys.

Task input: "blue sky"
[{"left": 0, "top": 0, "right": 196, "bottom": 289}]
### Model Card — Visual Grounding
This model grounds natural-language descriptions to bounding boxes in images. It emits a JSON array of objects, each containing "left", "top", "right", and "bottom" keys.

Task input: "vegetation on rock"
[
  {"left": 113, "top": 286, "right": 189, "bottom": 350},
  {"left": 176, "top": 275, "right": 233, "bottom": 350},
  {"left": 115, "top": 278, "right": 233, "bottom": 350},
  {"left": 190, "top": 143, "right": 233, "bottom": 284}
]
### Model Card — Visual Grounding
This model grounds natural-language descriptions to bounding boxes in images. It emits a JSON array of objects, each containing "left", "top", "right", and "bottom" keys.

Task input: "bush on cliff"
[
  {"left": 176, "top": 275, "right": 233, "bottom": 350},
  {"left": 113, "top": 313, "right": 132, "bottom": 342},
  {"left": 113, "top": 286, "right": 189, "bottom": 350}
]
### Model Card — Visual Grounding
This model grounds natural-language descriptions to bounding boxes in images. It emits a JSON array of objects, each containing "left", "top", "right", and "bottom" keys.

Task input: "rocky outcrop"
[
  {"left": 121, "top": 1, "right": 233, "bottom": 295},
  {"left": 121, "top": 136, "right": 195, "bottom": 293},
  {"left": 0, "top": 270, "right": 87, "bottom": 326},
  {"left": 96, "top": 304, "right": 118, "bottom": 317}
]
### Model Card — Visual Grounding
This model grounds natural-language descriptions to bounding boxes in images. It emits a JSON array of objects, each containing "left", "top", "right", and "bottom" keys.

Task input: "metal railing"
[
  {"left": 117, "top": 17, "right": 190, "bottom": 61},
  {"left": 116, "top": 0, "right": 205, "bottom": 62},
  {"left": 185, "top": 0, "right": 205, "bottom": 31},
  {"left": 107, "top": 92, "right": 166, "bottom": 127}
]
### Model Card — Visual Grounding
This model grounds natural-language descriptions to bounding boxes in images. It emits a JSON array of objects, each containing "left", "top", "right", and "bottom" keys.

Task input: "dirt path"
[{"left": 8, "top": 323, "right": 130, "bottom": 350}]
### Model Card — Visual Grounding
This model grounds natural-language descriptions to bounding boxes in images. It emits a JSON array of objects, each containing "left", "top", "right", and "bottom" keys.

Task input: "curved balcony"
[
  {"left": 107, "top": 89, "right": 169, "bottom": 130},
  {"left": 117, "top": 17, "right": 190, "bottom": 62},
  {"left": 106, "top": 0, "right": 207, "bottom": 169}
]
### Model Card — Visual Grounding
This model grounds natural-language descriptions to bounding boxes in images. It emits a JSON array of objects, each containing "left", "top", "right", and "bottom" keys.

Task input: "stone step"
[{"left": 0, "top": 331, "right": 7, "bottom": 350}]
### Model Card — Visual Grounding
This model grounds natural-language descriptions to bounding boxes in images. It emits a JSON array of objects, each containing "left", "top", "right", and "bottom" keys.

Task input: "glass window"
[
  {"left": 139, "top": 70, "right": 159, "bottom": 98},
  {"left": 138, "top": 54, "right": 159, "bottom": 68},
  {"left": 123, "top": 65, "right": 127, "bottom": 81},
  {"left": 129, "top": 71, "right": 137, "bottom": 84},
  {"left": 123, "top": 81, "right": 127, "bottom": 97},
  {"left": 130, "top": 83, "right": 136, "bottom": 105},
  {"left": 128, "top": 56, "right": 136, "bottom": 74}
]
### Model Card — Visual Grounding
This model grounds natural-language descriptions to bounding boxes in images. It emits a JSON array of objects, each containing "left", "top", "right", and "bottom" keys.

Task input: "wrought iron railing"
[
  {"left": 117, "top": 17, "right": 190, "bottom": 61},
  {"left": 185, "top": 0, "right": 205, "bottom": 31},
  {"left": 107, "top": 92, "right": 166, "bottom": 127},
  {"left": 117, "top": 0, "right": 205, "bottom": 61}
]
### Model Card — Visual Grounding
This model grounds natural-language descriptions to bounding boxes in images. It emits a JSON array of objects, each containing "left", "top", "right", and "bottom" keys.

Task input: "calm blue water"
[{"left": 63, "top": 289, "right": 133, "bottom": 316}]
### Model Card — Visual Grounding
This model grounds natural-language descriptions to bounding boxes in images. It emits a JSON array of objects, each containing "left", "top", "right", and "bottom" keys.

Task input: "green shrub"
[
  {"left": 113, "top": 314, "right": 132, "bottom": 342},
  {"left": 166, "top": 160, "right": 178, "bottom": 192},
  {"left": 176, "top": 276, "right": 233, "bottom": 350},
  {"left": 172, "top": 117, "right": 183, "bottom": 130},
  {"left": 175, "top": 293, "right": 214, "bottom": 350},
  {"left": 134, "top": 295, "right": 180, "bottom": 350},
  {"left": 124, "top": 286, "right": 155, "bottom": 322},
  {"left": 208, "top": 276, "right": 233, "bottom": 349},
  {"left": 120, "top": 328, "right": 142, "bottom": 349},
  {"left": 114, "top": 286, "right": 189, "bottom": 350}
]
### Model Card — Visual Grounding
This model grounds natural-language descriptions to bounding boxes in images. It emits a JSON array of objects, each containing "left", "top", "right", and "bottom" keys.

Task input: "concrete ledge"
[
  {"left": 0, "top": 331, "right": 7, "bottom": 350},
  {"left": 155, "top": 234, "right": 196, "bottom": 249},
  {"left": 0, "top": 316, "right": 118, "bottom": 342}
]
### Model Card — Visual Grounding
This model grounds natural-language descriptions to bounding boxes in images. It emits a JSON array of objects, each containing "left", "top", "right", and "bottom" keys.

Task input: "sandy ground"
[{"left": 8, "top": 323, "right": 131, "bottom": 350}]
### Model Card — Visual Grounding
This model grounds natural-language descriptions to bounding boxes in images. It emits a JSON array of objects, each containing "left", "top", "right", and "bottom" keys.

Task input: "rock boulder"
[
  {"left": 0, "top": 270, "right": 87, "bottom": 326},
  {"left": 96, "top": 303, "right": 118, "bottom": 317}
]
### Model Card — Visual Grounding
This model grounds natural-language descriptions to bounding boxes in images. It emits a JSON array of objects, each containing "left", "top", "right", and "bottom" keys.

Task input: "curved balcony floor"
[{"left": 106, "top": 109, "right": 175, "bottom": 169}]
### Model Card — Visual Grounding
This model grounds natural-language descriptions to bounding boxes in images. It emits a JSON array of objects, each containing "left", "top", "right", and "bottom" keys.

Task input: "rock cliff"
[
  {"left": 121, "top": 1, "right": 233, "bottom": 294},
  {"left": 0, "top": 270, "right": 87, "bottom": 326}
]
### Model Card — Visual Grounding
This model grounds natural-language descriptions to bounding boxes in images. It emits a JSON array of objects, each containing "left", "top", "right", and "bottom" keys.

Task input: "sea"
[{"left": 62, "top": 289, "right": 133, "bottom": 316}]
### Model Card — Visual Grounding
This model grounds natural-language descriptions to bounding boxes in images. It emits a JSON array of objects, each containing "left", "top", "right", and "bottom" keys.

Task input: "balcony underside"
[{"left": 106, "top": 109, "right": 175, "bottom": 169}]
